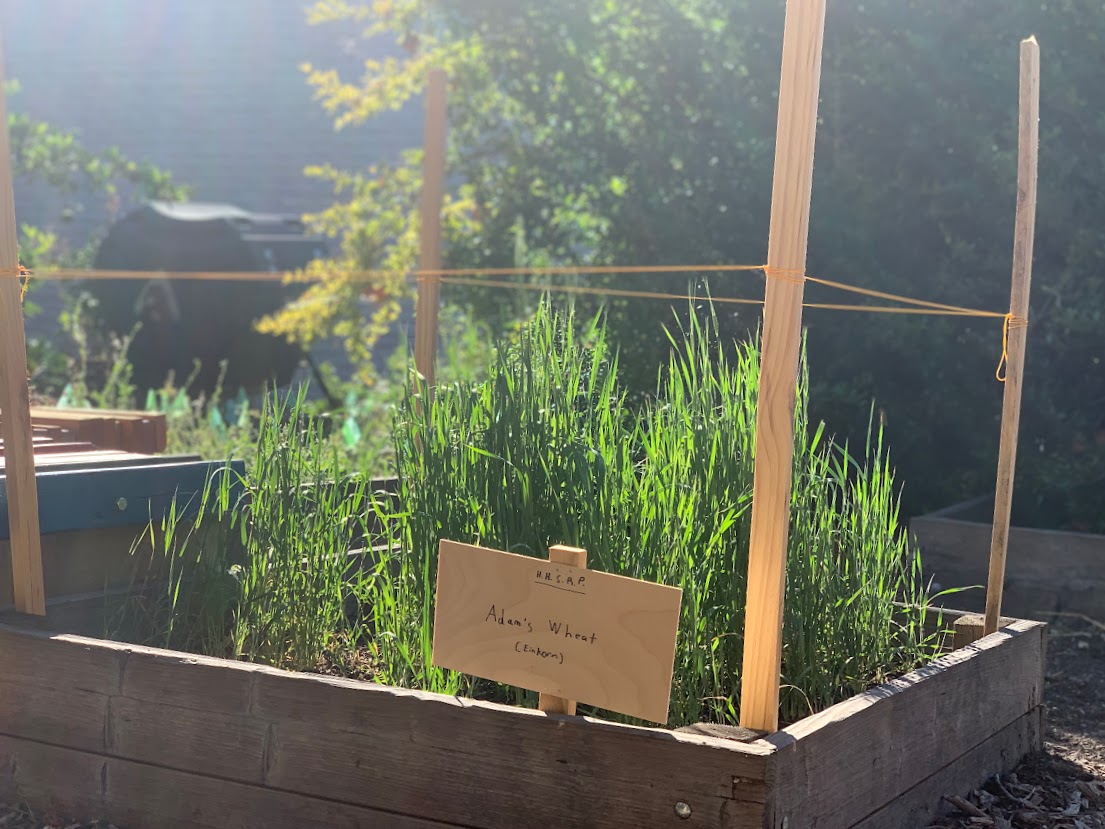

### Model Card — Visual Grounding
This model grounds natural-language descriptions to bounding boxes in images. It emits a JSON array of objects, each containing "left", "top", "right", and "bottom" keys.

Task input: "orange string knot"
[
  {"left": 762, "top": 265, "right": 807, "bottom": 286},
  {"left": 996, "top": 313, "right": 1029, "bottom": 382}
]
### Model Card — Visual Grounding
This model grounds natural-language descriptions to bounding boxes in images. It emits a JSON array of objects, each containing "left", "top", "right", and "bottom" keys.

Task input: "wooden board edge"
[
  {"left": 0, "top": 620, "right": 778, "bottom": 760},
  {"left": 849, "top": 706, "right": 1044, "bottom": 829},
  {"left": 766, "top": 618, "right": 1044, "bottom": 746},
  {"left": 0, "top": 621, "right": 773, "bottom": 827}
]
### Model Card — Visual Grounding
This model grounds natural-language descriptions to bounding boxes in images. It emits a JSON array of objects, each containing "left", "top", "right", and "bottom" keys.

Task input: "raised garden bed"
[
  {"left": 911, "top": 494, "right": 1105, "bottom": 620},
  {"left": 0, "top": 614, "right": 1045, "bottom": 829},
  {"left": 0, "top": 455, "right": 244, "bottom": 634}
]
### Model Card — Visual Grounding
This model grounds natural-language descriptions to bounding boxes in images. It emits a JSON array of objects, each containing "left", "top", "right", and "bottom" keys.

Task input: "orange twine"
[
  {"left": 23, "top": 262, "right": 1025, "bottom": 383},
  {"left": 996, "top": 313, "right": 1029, "bottom": 382},
  {"left": 762, "top": 265, "right": 807, "bottom": 286}
]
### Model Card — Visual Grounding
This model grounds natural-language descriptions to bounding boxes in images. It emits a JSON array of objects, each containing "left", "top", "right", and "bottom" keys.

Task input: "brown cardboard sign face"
[{"left": 431, "top": 539, "right": 683, "bottom": 724}]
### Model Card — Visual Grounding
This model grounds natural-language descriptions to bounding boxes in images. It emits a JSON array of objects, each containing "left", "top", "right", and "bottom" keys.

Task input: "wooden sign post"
[
  {"left": 0, "top": 44, "right": 46, "bottom": 615},
  {"left": 432, "top": 540, "right": 682, "bottom": 724},
  {"left": 739, "top": 0, "right": 827, "bottom": 733},
  {"left": 413, "top": 68, "right": 448, "bottom": 394},
  {"left": 536, "top": 544, "right": 587, "bottom": 716},
  {"left": 984, "top": 36, "right": 1040, "bottom": 636}
]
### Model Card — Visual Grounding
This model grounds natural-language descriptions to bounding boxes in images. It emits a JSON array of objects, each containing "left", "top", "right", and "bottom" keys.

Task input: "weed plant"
[{"left": 114, "top": 297, "right": 947, "bottom": 727}]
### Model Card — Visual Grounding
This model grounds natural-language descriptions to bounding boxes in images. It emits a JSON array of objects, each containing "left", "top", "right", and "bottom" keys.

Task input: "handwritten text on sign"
[{"left": 431, "top": 540, "right": 682, "bottom": 724}]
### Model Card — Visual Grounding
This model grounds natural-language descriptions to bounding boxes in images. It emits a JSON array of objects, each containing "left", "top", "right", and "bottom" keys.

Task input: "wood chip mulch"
[{"left": 930, "top": 752, "right": 1105, "bottom": 828}]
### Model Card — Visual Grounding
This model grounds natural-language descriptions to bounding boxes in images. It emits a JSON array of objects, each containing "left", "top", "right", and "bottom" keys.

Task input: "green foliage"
[
  {"left": 53, "top": 293, "right": 139, "bottom": 411},
  {"left": 111, "top": 299, "right": 945, "bottom": 726},
  {"left": 255, "top": 152, "right": 480, "bottom": 386},
  {"left": 379, "top": 299, "right": 944, "bottom": 725},
  {"left": 297, "top": 0, "right": 1105, "bottom": 531},
  {"left": 111, "top": 390, "right": 376, "bottom": 671}
]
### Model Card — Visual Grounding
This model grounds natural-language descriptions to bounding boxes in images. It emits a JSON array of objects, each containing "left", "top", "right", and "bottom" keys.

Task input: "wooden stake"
[
  {"left": 413, "top": 68, "right": 448, "bottom": 393},
  {"left": 0, "top": 45, "right": 46, "bottom": 616},
  {"left": 984, "top": 37, "right": 1040, "bottom": 636},
  {"left": 739, "top": 0, "right": 827, "bottom": 733},
  {"left": 537, "top": 544, "right": 587, "bottom": 716}
]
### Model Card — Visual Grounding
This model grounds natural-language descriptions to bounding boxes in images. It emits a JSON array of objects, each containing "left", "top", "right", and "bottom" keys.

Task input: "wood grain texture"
[
  {"left": 120, "top": 645, "right": 256, "bottom": 715},
  {"left": 0, "top": 677, "right": 107, "bottom": 752},
  {"left": 0, "top": 46, "right": 45, "bottom": 615},
  {"left": 953, "top": 612, "right": 1016, "bottom": 650},
  {"left": 257, "top": 669, "right": 772, "bottom": 828},
  {"left": 851, "top": 707, "right": 1043, "bottom": 829},
  {"left": 431, "top": 539, "right": 682, "bottom": 724},
  {"left": 265, "top": 713, "right": 768, "bottom": 829},
  {"left": 0, "top": 735, "right": 463, "bottom": 829},
  {"left": 740, "top": 0, "right": 827, "bottom": 733},
  {"left": 764, "top": 619, "right": 1046, "bottom": 828},
  {"left": 537, "top": 544, "right": 587, "bottom": 715},
  {"left": 109, "top": 696, "right": 269, "bottom": 783},
  {"left": 0, "top": 624, "right": 124, "bottom": 692},
  {"left": 985, "top": 37, "right": 1040, "bottom": 635},
  {"left": 413, "top": 68, "right": 448, "bottom": 390}
]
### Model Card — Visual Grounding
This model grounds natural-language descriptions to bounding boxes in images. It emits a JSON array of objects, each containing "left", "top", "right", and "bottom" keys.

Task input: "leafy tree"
[{"left": 287, "top": 0, "right": 1105, "bottom": 529}]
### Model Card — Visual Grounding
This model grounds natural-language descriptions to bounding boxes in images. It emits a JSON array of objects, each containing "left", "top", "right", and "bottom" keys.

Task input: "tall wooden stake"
[
  {"left": 413, "top": 68, "right": 448, "bottom": 393},
  {"left": 984, "top": 37, "right": 1040, "bottom": 636},
  {"left": 739, "top": 0, "right": 827, "bottom": 733},
  {"left": 537, "top": 544, "right": 587, "bottom": 716},
  {"left": 0, "top": 45, "right": 46, "bottom": 615}
]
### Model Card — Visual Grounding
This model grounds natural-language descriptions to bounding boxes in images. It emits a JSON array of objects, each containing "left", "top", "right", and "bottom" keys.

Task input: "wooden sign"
[{"left": 431, "top": 540, "right": 682, "bottom": 724}]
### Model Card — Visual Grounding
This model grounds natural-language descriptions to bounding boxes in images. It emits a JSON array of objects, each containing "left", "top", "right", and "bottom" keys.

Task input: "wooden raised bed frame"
[
  {"left": 911, "top": 494, "right": 1105, "bottom": 620},
  {"left": 0, "top": 614, "right": 1045, "bottom": 829}
]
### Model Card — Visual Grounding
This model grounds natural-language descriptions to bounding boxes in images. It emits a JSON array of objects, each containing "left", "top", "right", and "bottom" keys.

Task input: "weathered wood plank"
[
  {"left": 0, "top": 623, "right": 768, "bottom": 827},
  {"left": 0, "top": 678, "right": 107, "bottom": 752},
  {"left": 27, "top": 406, "right": 168, "bottom": 454},
  {"left": 0, "top": 624, "right": 123, "bottom": 692},
  {"left": 120, "top": 646, "right": 256, "bottom": 715},
  {"left": 0, "top": 617, "right": 1051, "bottom": 829},
  {"left": 851, "top": 706, "right": 1044, "bottom": 829},
  {"left": 764, "top": 620, "right": 1046, "bottom": 828},
  {"left": 256, "top": 671, "right": 770, "bottom": 829},
  {"left": 954, "top": 612, "right": 1017, "bottom": 650},
  {"left": 0, "top": 734, "right": 464, "bottom": 829},
  {"left": 269, "top": 719, "right": 766, "bottom": 829},
  {"left": 109, "top": 696, "right": 268, "bottom": 784}
]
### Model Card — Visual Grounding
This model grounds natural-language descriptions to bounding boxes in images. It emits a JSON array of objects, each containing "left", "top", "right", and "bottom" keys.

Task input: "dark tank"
[{"left": 88, "top": 201, "right": 329, "bottom": 397}]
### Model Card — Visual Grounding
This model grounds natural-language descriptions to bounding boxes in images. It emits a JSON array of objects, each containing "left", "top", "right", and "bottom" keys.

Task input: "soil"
[{"left": 2, "top": 614, "right": 1102, "bottom": 828}]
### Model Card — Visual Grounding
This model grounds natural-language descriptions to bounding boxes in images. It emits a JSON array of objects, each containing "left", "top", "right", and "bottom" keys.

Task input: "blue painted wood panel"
[{"left": 0, "top": 458, "right": 247, "bottom": 538}]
